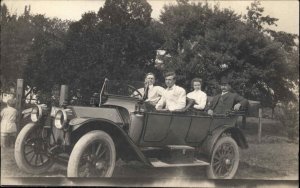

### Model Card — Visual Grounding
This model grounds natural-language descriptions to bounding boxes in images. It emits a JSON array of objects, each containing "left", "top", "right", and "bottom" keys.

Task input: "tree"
[
  {"left": 158, "top": 0, "right": 298, "bottom": 107},
  {"left": 1, "top": 4, "right": 70, "bottom": 104},
  {"left": 61, "top": 0, "right": 163, "bottom": 99},
  {"left": 243, "top": 0, "right": 278, "bottom": 32},
  {"left": 98, "top": 0, "right": 152, "bottom": 26},
  {"left": 1, "top": 4, "right": 31, "bottom": 92},
  {"left": 23, "top": 15, "right": 70, "bottom": 104},
  {"left": 97, "top": 0, "right": 161, "bottom": 80},
  {"left": 243, "top": 0, "right": 298, "bottom": 106}
]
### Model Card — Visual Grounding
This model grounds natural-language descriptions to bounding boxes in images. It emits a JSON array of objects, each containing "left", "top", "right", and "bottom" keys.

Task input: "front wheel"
[
  {"left": 14, "top": 123, "right": 54, "bottom": 174},
  {"left": 67, "top": 130, "right": 116, "bottom": 177},
  {"left": 206, "top": 136, "right": 239, "bottom": 179}
]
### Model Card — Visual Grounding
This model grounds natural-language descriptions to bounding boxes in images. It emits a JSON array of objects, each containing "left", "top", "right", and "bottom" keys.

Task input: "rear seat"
[{"left": 173, "top": 98, "right": 195, "bottom": 112}]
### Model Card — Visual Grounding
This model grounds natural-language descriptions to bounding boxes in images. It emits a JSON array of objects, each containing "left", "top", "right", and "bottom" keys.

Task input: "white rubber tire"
[{"left": 67, "top": 130, "right": 116, "bottom": 177}]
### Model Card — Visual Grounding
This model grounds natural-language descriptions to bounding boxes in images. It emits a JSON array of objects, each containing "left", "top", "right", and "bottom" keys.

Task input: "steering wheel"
[{"left": 128, "top": 84, "right": 143, "bottom": 98}]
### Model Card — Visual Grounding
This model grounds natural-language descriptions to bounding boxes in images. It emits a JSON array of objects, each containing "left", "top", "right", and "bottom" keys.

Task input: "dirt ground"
[{"left": 1, "top": 117, "right": 299, "bottom": 186}]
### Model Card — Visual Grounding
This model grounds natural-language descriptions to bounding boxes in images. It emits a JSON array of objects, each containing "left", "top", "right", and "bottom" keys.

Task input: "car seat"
[{"left": 173, "top": 98, "right": 195, "bottom": 112}]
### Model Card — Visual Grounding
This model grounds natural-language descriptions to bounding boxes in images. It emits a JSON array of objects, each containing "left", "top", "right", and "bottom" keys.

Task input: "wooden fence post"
[
  {"left": 258, "top": 107, "right": 262, "bottom": 143},
  {"left": 59, "top": 85, "right": 68, "bottom": 106},
  {"left": 16, "top": 79, "right": 24, "bottom": 133}
]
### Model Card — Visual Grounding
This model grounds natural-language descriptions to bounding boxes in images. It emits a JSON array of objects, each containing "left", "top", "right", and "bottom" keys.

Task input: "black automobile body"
[{"left": 15, "top": 79, "right": 248, "bottom": 178}]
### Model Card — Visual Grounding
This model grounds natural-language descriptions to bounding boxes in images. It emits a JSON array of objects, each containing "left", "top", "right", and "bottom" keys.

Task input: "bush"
[{"left": 274, "top": 102, "right": 299, "bottom": 142}]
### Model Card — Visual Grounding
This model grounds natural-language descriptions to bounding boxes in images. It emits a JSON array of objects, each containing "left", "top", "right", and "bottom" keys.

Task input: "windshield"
[{"left": 105, "top": 80, "right": 146, "bottom": 97}]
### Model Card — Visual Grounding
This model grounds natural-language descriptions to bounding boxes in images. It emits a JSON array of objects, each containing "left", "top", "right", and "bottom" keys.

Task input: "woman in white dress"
[{"left": 187, "top": 78, "right": 207, "bottom": 110}]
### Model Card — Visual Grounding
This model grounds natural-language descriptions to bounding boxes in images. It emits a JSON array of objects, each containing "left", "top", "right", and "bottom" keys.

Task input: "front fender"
[
  {"left": 69, "top": 118, "right": 151, "bottom": 166},
  {"left": 202, "top": 125, "right": 248, "bottom": 157},
  {"left": 69, "top": 117, "right": 119, "bottom": 131}
]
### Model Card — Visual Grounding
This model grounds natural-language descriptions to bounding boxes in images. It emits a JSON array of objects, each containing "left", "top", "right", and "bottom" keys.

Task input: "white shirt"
[
  {"left": 136, "top": 85, "right": 165, "bottom": 105},
  {"left": 155, "top": 85, "right": 186, "bottom": 111},
  {"left": 187, "top": 90, "right": 207, "bottom": 110},
  {"left": 1, "top": 106, "right": 17, "bottom": 134}
]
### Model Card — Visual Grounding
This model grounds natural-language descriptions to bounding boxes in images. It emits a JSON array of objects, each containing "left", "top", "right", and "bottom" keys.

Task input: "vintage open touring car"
[{"left": 14, "top": 79, "right": 248, "bottom": 179}]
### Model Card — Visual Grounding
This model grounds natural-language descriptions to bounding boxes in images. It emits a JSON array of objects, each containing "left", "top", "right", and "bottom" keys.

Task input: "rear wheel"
[
  {"left": 206, "top": 136, "right": 239, "bottom": 179},
  {"left": 14, "top": 123, "right": 53, "bottom": 174},
  {"left": 67, "top": 130, "right": 116, "bottom": 177}
]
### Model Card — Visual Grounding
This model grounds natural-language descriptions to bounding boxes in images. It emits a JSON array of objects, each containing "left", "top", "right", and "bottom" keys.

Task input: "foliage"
[
  {"left": 2, "top": 0, "right": 298, "bottom": 109},
  {"left": 158, "top": 0, "right": 299, "bottom": 107},
  {"left": 1, "top": 4, "right": 70, "bottom": 104},
  {"left": 24, "top": 15, "right": 69, "bottom": 96},
  {"left": 1, "top": 4, "right": 31, "bottom": 92},
  {"left": 274, "top": 101, "right": 299, "bottom": 141},
  {"left": 243, "top": 0, "right": 278, "bottom": 32},
  {"left": 60, "top": 0, "right": 163, "bottom": 98}
]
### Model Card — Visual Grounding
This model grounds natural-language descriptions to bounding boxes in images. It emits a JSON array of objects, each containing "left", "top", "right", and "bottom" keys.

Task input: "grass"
[{"left": 235, "top": 117, "right": 299, "bottom": 180}]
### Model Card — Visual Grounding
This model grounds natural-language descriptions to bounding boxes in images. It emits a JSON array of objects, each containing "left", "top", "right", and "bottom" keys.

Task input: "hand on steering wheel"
[{"left": 128, "top": 84, "right": 143, "bottom": 98}]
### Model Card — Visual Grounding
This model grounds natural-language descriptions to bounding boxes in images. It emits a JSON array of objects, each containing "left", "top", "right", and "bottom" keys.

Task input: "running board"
[
  {"left": 165, "top": 145, "right": 195, "bottom": 150},
  {"left": 149, "top": 158, "right": 209, "bottom": 168},
  {"left": 141, "top": 145, "right": 195, "bottom": 151}
]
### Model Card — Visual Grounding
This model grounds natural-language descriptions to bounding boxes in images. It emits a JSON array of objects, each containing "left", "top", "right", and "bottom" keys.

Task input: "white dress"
[
  {"left": 1, "top": 106, "right": 17, "bottom": 135},
  {"left": 187, "top": 90, "right": 207, "bottom": 110}
]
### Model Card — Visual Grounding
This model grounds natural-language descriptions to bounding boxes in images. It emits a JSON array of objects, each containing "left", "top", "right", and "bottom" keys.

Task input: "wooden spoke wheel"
[
  {"left": 67, "top": 130, "right": 116, "bottom": 177},
  {"left": 206, "top": 136, "right": 239, "bottom": 179}
]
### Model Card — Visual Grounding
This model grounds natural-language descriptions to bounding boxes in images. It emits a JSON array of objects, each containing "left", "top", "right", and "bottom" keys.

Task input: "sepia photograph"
[{"left": 1, "top": 0, "right": 299, "bottom": 187}]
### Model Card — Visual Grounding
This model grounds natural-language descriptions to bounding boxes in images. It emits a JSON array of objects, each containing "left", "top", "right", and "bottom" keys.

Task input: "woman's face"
[{"left": 193, "top": 81, "right": 201, "bottom": 91}]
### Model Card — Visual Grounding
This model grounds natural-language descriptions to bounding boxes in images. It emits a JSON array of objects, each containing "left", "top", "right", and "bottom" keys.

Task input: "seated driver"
[
  {"left": 155, "top": 71, "right": 186, "bottom": 111},
  {"left": 133, "top": 72, "right": 164, "bottom": 106}
]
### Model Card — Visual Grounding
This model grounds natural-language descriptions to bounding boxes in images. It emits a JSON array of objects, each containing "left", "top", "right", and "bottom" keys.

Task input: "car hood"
[{"left": 69, "top": 106, "right": 123, "bottom": 124}]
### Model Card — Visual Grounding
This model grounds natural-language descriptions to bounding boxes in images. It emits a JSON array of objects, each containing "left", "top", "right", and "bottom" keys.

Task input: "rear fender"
[
  {"left": 69, "top": 118, "right": 151, "bottom": 166},
  {"left": 202, "top": 125, "right": 248, "bottom": 157}
]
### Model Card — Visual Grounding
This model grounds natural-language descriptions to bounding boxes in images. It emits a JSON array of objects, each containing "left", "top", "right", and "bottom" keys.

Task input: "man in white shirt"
[
  {"left": 187, "top": 78, "right": 207, "bottom": 110},
  {"left": 155, "top": 72, "right": 186, "bottom": 111},
  {"left": 134, "top": 73, "right": 165, "bottom": 106}
]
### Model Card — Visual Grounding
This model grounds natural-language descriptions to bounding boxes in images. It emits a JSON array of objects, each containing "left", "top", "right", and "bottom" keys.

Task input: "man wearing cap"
[
  {"left": 207, "top": 77, "right": 248, "bottom": 115},
  {"left": 155, "top": 71, "right": 186, "bottom": 111}
]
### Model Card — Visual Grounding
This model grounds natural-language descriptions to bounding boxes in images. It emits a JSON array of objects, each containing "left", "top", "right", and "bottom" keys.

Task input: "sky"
[{"left": 2, "top": 0, "right": 299, "bottom": 35}]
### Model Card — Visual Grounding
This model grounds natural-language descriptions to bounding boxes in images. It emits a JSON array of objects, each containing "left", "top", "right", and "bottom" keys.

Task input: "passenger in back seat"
[
  {"left": 207, "top": 76, "right": 249, "bottom": 115},
  {"left": 155, "top": 71, "right": 186, "bottom": 111},
  {"left": 187, "top": 78, "right": 207, "bottom": 110}
]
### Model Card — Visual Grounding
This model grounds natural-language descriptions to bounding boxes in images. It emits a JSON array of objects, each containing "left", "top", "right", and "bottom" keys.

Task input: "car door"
[
  {"left": 185, "top": 114, "right": 212, "bottom": 143},
  {"left": 141, "top": 111, "right": 173, "bottom": 143},
  {"left": 139, "top": 110, "right": 240, "bottom": 147},
  {"left": 139, "top": 111, "right": 206, "bottom": 146}
]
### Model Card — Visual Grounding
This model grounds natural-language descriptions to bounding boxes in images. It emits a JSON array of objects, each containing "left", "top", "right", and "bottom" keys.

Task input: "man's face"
[
  {"left": 145, "top": 74, "right": 155, "bottom": 85},
  {"left": 165, "top": 75, "right": 175, "bottom": 88},
  {"left": 220, "top": 83, "right": 230, "bottom": 93},
  {"left": 193, "top": 81, "right": 201, "bottom": 91}
]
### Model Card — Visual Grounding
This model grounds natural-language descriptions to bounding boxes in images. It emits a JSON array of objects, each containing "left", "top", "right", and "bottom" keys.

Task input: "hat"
[{"left": 220, "top": 76, "right": 230, "bottom": 85}]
